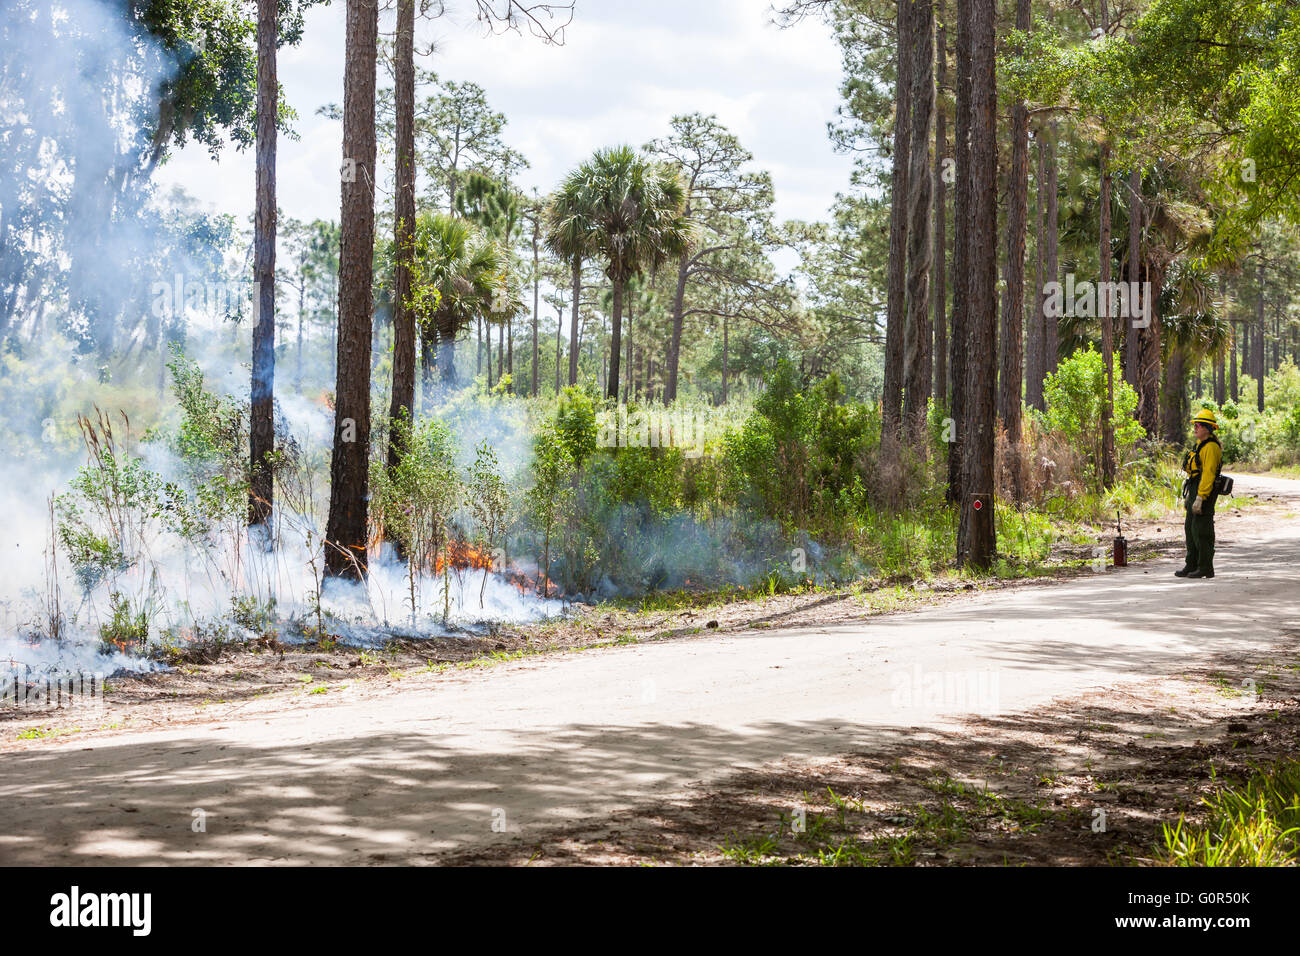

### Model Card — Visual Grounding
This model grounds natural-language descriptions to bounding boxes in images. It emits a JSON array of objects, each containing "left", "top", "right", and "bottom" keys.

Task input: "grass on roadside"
[
  {"left": 717, "top": 777, "right": 1071, "bottom": 867},
  {"left": 1159, "top": 759, "right": 1300, "bottom": 866}
]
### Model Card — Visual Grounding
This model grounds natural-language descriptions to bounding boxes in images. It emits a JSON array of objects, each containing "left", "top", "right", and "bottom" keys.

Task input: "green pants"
[{"left": 1184, "top": 510, "right": 1215, "bottom": 573}]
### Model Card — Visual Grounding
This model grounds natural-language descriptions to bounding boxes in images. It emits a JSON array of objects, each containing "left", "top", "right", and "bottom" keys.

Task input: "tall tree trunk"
[
  {"left": 1161, "top": 345, "right": 1187, "bottom": 443},
  {"left": 568, "top": 258, "right": 581, "bottom": 386},
  {"left": 436, "top": 314, "right": 458, "bottom": 385},
  {"left": 1124, "top": 167, "right": 1141, "bottom": 391},
  {"left": 1042, "top": 120, "right": 1059, "bottom": 382},
  {"left": 947, "top": 0, "right": 972, "bottom": 507},
  {"left": 1098, "top": 0, "right": 1115, "bottom": 487},
  {"left": 903, "top": 0, "right": 935, "bottom": 447},
  {"left": 1242, "top": 316, "right": 1250, "bottom": 388},
  {"left": 296, "top": 283, "right": 304, "bottom": 391},
  {"left": 325, "top": 0, "right": 378, "bottom": 580},
  {"left": 607, "top": 278, "right": 624, "bottom": 401},
  {"left": 932, "top": 7, "right": 948, "bottom": 407},
  {"left": 1026, "top": 126, "right": 1045, "bottom": 411},
  {"left": 1256, "top": 259, "right": 1266, "bottom": 412},
  {"left": 1099, "top": 153, "right": 1115, "bottom": 486},
  {"left": 386, "top": 0, "right": 416, "bottom": 477},
  {"left": 554, "top": 308, "right": 563, "bottom": 394},
  {"left": 1230, "top": 320, "right": 1238, "bottom": 402},
  {"left": 1275, "top": 307, "right": 1282, "bottom": 373},
  {"left": 1214, "top": 274, "right": 1226, "bottom": 404},
  {"left": 250, "top": 0, "right": 277, "bottom": 529},
  {"left": 961, "top": 0, "right": 998, "bottom": 570},
  {"left": 666, "top": 257, "right": 689, "bottom": 403},
  {"left": 884, "top": 0, "right": 913, "bottom": 437},
  {"left": 998, "top": 0, "right": 1030, "bottom": 486},
  {"left": 1137, "top": 261, "right": 1164, "bottom": 437},
  {"left": 624, "top": 291, "right": 634, "bottom": 404},
  {"left": 532, "top": 223, "right": 540, "bottom": 397},
  {"left": 722, "top": 311, "right": 729, "bottom": 404},
  {"left": 420, "top": 323, "right": 435, "bottom": 407}
]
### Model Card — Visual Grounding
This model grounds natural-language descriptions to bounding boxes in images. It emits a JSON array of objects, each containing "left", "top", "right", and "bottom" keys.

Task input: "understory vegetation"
[{"left": 34, "top": 340, "right": 1262, "bottom": 660}]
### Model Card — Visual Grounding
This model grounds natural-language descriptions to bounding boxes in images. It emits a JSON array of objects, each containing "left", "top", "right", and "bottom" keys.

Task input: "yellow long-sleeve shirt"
[{"left": 1183, "top": 437, "right": 1222, "bottom": 499}]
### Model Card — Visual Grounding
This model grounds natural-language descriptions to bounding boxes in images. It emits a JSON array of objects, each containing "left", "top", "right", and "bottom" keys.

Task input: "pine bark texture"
[
  {"left": 947, "top": 0, "right": 972, "bottom": 508},
  {"left": 1026, "top": 129, "right": 1045, "bottom": 411},
  {"left": 932, "top": 11, "right": 948, "bottom": 407},
  {"left": 903, "top": 0, "right": 935, "bottom": 445},
  {"left": 961, "top": 0, "right": 998, "bottom": 569},
  {"left": 386, "top": 0, "right": 416, "bottom": 474},
  {"left": 997, "top": 0, "right": 1030, "bottom": 456},
  {"left": 250, "top": 0, "right": 278, "bottom": 528},
  {"left": 884, "top": 0, "right": 913, "bottom": 436},
  {"left": 325, "top": 0, "right": 378, "bottom": 579}
]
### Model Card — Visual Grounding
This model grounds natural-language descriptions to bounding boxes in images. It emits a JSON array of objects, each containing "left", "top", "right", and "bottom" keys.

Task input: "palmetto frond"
[
  {"left": 546, "top": 145, "right": 693, "bottom": 283},
  {"left": 408, "top": 211, "right": 511, "bottom": 339},
  {"left": 544, "top": 173, "right": 598, "bottom": 265},
  {"left": 1160, "top": 259, "right": 1231, "bottom": 362}
]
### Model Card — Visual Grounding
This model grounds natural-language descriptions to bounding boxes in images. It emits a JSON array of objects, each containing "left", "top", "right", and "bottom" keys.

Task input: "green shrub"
[
  {"left": 525, "top": 419, "right": 575, "bottom": 597},
  {"left": 467, "top": 440, "right": 509, "bottom": 607},
  {"left": 1281, "top": 406, "right": 1300, "bottom": 452},
  {"left": 724, "top": 362, "right": 877, "bottom": 532},
  {"left": 554, "top": 386, "right": 599, "bottom": 472},
  {"left": 1043, "top": 347, "right": 1145, "bottom": 485},
  {"left": 370, "top": 413, "right": 461, "bottom": 621},
  {"left": 100, "top": 591, "right": 151, "bottom": 653},
  {"left": 1263, "top": 359, "right": 1300, "bottom": 414},
  {"left": 56, "top": 412, "right": 180, "bottom": 591},
  {"left": 138, "top": 347, "right": 253, "bottom": 532}
]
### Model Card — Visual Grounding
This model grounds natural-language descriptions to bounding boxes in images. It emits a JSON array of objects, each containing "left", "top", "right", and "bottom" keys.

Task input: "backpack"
[{"left": 1190, "top": 435, "right": 1232, "bottom": 498}]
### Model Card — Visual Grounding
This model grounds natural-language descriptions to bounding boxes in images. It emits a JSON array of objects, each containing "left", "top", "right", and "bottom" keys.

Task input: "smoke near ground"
[{"left": 0, "top": 1, "right": 570, "bottom": 682}]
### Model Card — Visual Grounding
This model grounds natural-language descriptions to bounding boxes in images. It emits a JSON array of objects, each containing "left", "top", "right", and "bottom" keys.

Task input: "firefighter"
[{"left": 1176, "top": 409, "right": 1222, "bottom": 579}]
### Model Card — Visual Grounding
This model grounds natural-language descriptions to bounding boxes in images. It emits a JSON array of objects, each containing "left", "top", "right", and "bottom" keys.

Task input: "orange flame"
[{"left": 435, "top": 540, "right": 494, "bottom": 574}]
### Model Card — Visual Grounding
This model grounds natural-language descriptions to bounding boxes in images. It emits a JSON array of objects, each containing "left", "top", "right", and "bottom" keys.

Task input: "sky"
[{"left": 155, "top": 0, "right": 858, "bottom": 229}]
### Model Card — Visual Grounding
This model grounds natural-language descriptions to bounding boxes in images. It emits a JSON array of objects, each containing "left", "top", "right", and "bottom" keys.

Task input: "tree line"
[
  {"left": 781, "top": 0, "right": 1300, "bottom": 568},
  {"left": 4, "top": 0, "right": 1298, "bottom": 581}
]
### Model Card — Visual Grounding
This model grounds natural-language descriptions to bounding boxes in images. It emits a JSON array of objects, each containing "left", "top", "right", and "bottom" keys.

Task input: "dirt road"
[{"left": 2, "top": 475, "right": 1297, "bottom": 865}]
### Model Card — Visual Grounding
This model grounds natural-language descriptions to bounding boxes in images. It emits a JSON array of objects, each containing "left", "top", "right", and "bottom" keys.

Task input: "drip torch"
[{"left": 1112, "top": 510, "right": 1128, "bottom": 568}]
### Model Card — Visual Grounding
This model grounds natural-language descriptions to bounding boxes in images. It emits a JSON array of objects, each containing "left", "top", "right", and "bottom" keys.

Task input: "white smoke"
[{"left": 0, "top": 0, "right": 573, "bottom": 684}]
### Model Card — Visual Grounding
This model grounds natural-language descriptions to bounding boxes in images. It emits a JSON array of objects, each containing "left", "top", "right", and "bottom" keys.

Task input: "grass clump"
[{"left": 1160, "top": 760, "right": 1300, "bottom": 866}]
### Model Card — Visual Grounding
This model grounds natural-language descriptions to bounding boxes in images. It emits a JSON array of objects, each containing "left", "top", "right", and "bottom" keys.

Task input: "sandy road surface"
[{"left": 2, "top": 475, "right": 1296, "bottom": 865}]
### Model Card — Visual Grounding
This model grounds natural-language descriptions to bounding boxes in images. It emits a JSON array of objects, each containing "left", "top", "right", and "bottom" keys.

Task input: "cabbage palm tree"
[
  {"left": 408, "top": 212, "right": 509, "bottom": 399},
  {"left": 556, "top": 146, "right": 691, "bottom": 400},
  {"left": 544, "top": 178, "right": 597, "bottom": 387},
  {"left": 456, "top": 171, "right": 522, "bottom": 388}
]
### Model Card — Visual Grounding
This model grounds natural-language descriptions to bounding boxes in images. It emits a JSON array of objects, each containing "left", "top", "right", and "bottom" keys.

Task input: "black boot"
[
  {"left": 1187, "top": 568, "right": 1215, "bottom": 579},
  {"left": 1174, "top": 567, "right": 1193, "bottom": 577}
]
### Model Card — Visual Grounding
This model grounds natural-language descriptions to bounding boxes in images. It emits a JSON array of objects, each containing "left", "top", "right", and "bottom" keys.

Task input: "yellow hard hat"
[{"left": 1192, "top": 409, "right": 1218, "bottom": 429}]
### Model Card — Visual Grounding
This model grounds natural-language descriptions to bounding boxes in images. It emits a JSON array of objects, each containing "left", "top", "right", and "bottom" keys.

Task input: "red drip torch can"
[{"left": 1113, "top": 511, "right": 1128, "bottom": 568}]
